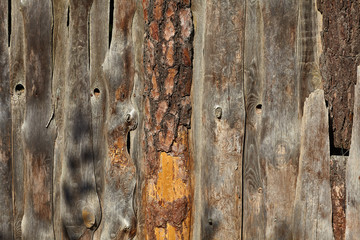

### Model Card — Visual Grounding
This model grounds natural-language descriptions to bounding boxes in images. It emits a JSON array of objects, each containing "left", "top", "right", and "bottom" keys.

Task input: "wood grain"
[
  {"left": 345, "top": 66, "right": 360, "bottom": 240},
  {"left": 20, "top": 0, "right": 55, "bottom": 238},
  {"left": 96, "top": 0, "right": 138, "bottom": 239},
  {"left": 60, "top": 0, "right": 101, "bottom": 238},
  {"left": 292, "top": 89, "right": 334, "bottom": 240},
  {"left": 192, "top": 0, "right": 245, "bottom": 239},
  {"left": 0, "top": 0, "right": 13, "bottom": 239}
]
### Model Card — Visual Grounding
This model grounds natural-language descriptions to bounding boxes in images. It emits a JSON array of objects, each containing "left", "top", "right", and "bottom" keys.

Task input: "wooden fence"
[{"left": 0, "top": 0, "right": 359, "bottom": 239}]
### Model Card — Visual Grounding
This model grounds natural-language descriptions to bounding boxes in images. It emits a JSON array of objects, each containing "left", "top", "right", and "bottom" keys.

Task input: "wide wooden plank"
[
  {"left": 19, "top": 0, "right": 55, "bottom": 238},
  {"left": 292, "top": 89, "right": 334, "bottom": 239},
  {"left": 60, "top": 0, "right": 101, "bottom": 238},
  {"left": 345, "top": 66, "right": 360, "bottom": 240},
  {"left": 141, "top": 0, "right": 193, "bottom": 239},
  {"left": 192, "top": 0, "right": 245, "bottom": 239},
  {"left": 0, "top": 0, "right": 13, "bottom": 239},
  {"left": 95, "top": 0, "right": 138, "bottom": 239}
]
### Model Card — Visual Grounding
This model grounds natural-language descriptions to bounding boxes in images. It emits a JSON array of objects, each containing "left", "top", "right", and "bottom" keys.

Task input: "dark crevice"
[
  {"left": 127, "top": 131, "right": 131, "bottom": 154},
  {"left": 109, "top": 0, "right": 114, "bottom": 47},
  {"left": 8, "top": 0, "right": 11, "bottom": 47},
  {"left": 329, "top": 112, "right": 350, "bottom": 156},
  {"left": 15, "top": 84, "right": 24, "bottom": 92},
  {"left": 88, "top": 14, "right": 90, "bottom": 66},
  {"left": 67, "top": 6, "right": 70, "bottom": 27}
]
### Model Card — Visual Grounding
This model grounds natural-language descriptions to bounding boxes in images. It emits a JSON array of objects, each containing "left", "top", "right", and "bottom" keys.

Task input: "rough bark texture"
[
  {"left": 318, "top": 0, "right": 360, "bottom": 150},
  {"left": 0, "top": 0, "right": 358, "bottom": 239},
  {"left": 141, "top": 0, "right": 193, "bottom": 239},
  {"left": 331, "top": 156, "right": 347, "bottom": 240}
]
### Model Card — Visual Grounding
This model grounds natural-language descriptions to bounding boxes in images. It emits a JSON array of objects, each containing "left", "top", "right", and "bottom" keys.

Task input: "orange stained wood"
[{"left": 146, "top": 152, "right": 191, "bottom": 240}]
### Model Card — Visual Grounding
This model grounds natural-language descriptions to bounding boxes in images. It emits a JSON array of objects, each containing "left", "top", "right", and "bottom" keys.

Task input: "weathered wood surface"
[
  {"left": 0, "top": 0, "right": 12, "bottom": 239},
  {"left": 0, "top": 0, "right": 358, "bottom": 239},
  {"left": 192, "top": 0, "right": 245, "bottom": 239},
  {"left": 20, "top": 0, "right": 55, "bottom": 238},
  {"left": 60, "top": 0, "right": 101, "bottom": 238},
  {"left": 96, "top": 0, "right": 138, "bottom": 239},
  {"left": 292, "top": 89, "right": 333, "bottom": 240},
  {"left": 345, "top": 66, "right": 360, "bottom": 240}
]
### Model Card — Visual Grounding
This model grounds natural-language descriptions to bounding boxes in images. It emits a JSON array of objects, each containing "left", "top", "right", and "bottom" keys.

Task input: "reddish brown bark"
[{"left": 141, "top": 0, "right": 193, "bottom": 239}]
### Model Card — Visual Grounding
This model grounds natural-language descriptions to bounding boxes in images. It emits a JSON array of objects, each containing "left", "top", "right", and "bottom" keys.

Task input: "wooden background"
[{"left": 0, "top": 0, "right": 359, "bottom": 239}]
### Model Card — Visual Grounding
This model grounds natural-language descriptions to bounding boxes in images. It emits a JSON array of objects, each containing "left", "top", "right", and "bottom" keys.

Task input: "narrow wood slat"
[
  {"left": 345, "top": 66, "right": 360, "bottom": 240},
  {"left": 0, "top": 0, "right": 13, "bottom": 239},
  {"left": 292, "top": 89, "right": 334, "bottom": 239}
]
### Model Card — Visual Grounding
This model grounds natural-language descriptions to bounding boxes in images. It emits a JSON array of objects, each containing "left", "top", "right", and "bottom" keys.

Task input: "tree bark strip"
[
  {"left": 292, "top": 89, "right": 334, "bottom": 240},
  {"left": 96, "top": 0, "right": 138, "bottom": 239},
  {"left": 345, "top": 66, "right": 360, "bottom": 240},
  {"left": 60, "top": 0, "right": 101, "bottom": 238},
  {"left": 192, "top": 0, "right": 245, "bottom": 239},
  {"left": 141, "top": 0, "right": 193, "bottom": 239},
  {"left": 0, "top": 0, "right": 13, "bottom": 239},
  {"left": 19, "top": 0, "right": 55, "bottom": 238}
]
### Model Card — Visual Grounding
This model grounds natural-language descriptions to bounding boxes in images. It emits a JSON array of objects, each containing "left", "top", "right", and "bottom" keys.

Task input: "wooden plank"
[
  {"left": 95, "top": 0, "right": 138, "bottom": 239},
  {"left": 345, "top": 66, "right": 360, "bottom": 240},
  {"left": 141, "top": 0, "right": 193, "bottom": 239},
  {"left": 52, "top": 0, "right": 69, "bottom": 238},
  {"left": 243, "top": 0, "right": 323, "bottom": 238},
  {"left": 89, "top": 0, "right": 108, "bottom": 201},
  {"left": 0, "top": 0, "right": 13, "bottom": 239},
  {"left": 10, "top": 0, "right": 27, "bottom": 238},
  {"left": 192, "top": 0, "right": 245, "bottom": 239},
  {"left": 292, "top": 89, "right": 334, "bottom": 239},
  {"left": 19, "top": 0, "right": 55, "bottom": 238},
  {"left": 130, "top": 0, "right": 145, "bottom": 238},
  {"left": 243, "top": 0, "right": 266, "bottom": 238},
  {"left": 60, "top": 0, "right": 101, "bottom": 238}
]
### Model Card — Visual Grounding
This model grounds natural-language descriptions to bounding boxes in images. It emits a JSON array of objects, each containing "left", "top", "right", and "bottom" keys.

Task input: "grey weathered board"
[
  {"left": 345, "top": 66, "right": 360, "bottom": 240},
  {"left": 192, "top": 0, "right": 245, "bottom": 239},
  {"left": 0, "top": 0, "right": 357, "bottom": 239}
]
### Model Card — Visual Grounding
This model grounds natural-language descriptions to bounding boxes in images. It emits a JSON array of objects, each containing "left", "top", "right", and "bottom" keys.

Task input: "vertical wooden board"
[
  {"left": 52, "top": 0, "right": 69, "bottom": 238},
  {"left": 243, "top": 0, "right": 266, "bottom": 238},
  {"left": 10, "top": 0, "right": 26, "bottom": 238},
  {"left": 190, "top": 0, "right": 206, "bottom": 238},
  {"left": 261, "top": 1, "right": 300, "bottom": 237},
  {"left": 131, "top": 0, "right": 145, "bottom": 238},
  {"left": 345, "top": 66, "right": 360, "bottom": 240},
  {"left": 141, "top": 0, "right": 193, "bottom": 239},
  {"left": 19, "top": 0, "right": 55, "bottom": 238},
  {"left": 0, "top": 0, "right": 13, "bottom": 239},
  {"left": 89, "top": 0, "right": 108, "bottom": 203},
  {"left": 96, "top": 0, "right": 138, "bottom": 239},
  {"left": 60, "top": 0, "right": 101, "bottom": 238},
  {"left": 192, "top": 0, "right": 245, "bottom": 239},
  {"left": 292, "top": 89, "right": 334, "bottom": 239}
]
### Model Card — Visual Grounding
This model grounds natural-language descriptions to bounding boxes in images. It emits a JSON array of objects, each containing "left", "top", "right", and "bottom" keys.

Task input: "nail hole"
[
  {"left": 256, "top": 104, "right": 262, "bottom": 114},
  {"left": 94, "top": 88, "right": 100, "bottom": 97},
  {"left": 15, "top": 84, "right": 25, "bottom": 93}
]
